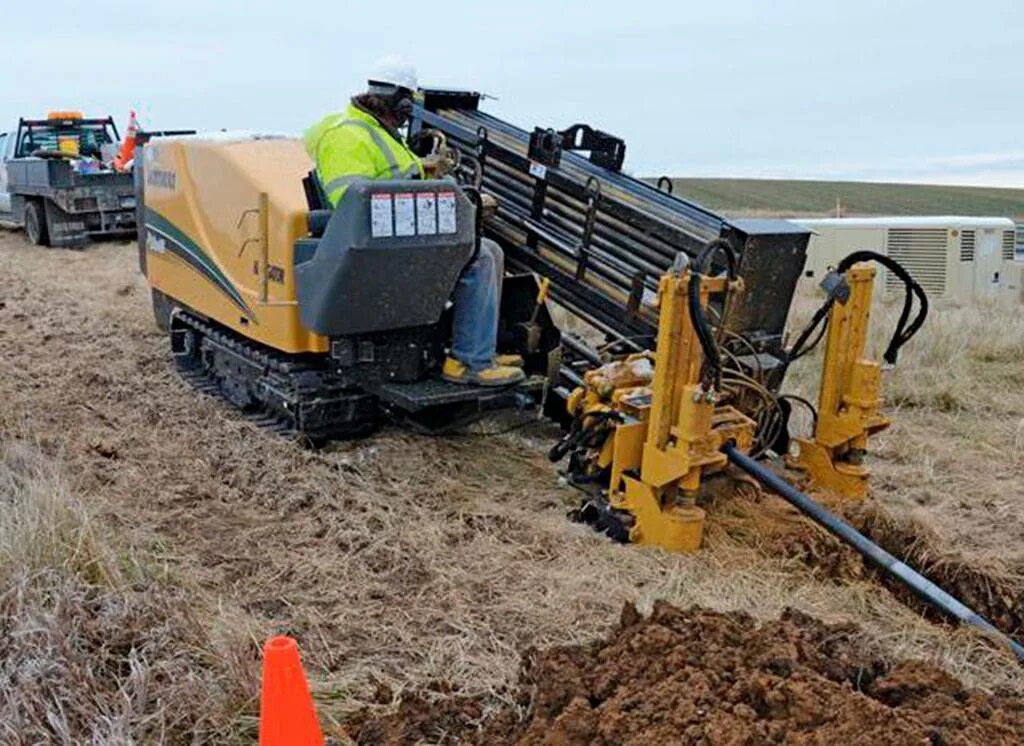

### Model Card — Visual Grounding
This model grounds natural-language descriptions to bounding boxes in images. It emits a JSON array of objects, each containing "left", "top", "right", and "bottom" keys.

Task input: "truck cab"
[{"left": 0, "top": 128, "right": 16, "bottom": 214}]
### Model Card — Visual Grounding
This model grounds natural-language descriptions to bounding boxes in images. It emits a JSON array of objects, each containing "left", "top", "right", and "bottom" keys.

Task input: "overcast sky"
[{"left": 4, "top": 0, "right": 1021, "bottom": 186}]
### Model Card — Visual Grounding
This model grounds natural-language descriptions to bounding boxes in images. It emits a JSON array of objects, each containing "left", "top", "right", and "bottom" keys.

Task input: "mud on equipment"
[{"left": 552, "top": 254, "right": 756, "bottom": 552}]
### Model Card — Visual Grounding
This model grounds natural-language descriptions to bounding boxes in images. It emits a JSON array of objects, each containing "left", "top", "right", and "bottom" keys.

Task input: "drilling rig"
[{"left": 134, "top": 88, "right": 1022, "bottom": 659}]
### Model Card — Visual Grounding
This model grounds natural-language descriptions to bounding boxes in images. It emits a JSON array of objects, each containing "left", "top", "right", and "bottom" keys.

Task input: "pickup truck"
[{"left": 0, "top": 113, "right": 136, "bottom": 247}]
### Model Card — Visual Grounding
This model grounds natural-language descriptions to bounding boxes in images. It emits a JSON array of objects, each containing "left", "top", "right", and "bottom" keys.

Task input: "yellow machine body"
[
  {"left": 567, "top": 270, "right": 755, "bottom": 553},
  {"left": 142, "top": 135, "right": 326, "bottom": 354},
  {"left": 787, "top": 263, "right": 890, "bottom": 499}
]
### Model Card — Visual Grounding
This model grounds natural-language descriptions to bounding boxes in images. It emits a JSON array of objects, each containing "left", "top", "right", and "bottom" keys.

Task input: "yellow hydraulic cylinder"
[
  {"left": 608, "top": 269, "right": 750, "bottom": 552},
  {"left": 788, "top": 263, "right": 890, "bottom": 499},
  {"left": 562, "top": 260, "right": 754, "bottom": 554}
]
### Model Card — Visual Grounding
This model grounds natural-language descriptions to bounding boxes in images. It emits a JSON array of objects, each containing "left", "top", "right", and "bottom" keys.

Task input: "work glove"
[
  {"left": 480, "top": 193, "right": 499, "bottom": 219},
  {"left": 422, "top": 153, "right": 453, "bottom": 178}
]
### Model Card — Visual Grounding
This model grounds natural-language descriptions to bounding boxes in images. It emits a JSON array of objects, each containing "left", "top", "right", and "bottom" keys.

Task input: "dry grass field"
[
  {"left": 1, "top": 230, "right": 1023, "bottom": 742},
  {"left": 659, "top": 178, "right": 1024, "bottom": 221}
]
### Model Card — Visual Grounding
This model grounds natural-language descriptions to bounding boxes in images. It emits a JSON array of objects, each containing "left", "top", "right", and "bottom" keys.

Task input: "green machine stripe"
[{"left": 144, "top": 208, "right": 254, "bottom": 319}]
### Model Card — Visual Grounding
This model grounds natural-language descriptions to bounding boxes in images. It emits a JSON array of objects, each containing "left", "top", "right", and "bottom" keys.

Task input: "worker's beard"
[
  {"left": 390, "top": 94, "right": 414, "bottom": 129},
  {"left": 352, "top": 93, "right": 412, "bottom": 135}
]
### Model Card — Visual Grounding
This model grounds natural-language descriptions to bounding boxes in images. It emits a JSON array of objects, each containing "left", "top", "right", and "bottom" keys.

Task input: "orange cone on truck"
[{"left": 113, "top": 110, "right": 138, "bottom": 172}]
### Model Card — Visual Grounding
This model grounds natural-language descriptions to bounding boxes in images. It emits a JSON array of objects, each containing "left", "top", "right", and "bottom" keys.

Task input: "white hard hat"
[{"left": 368, "top": 55, "right": 418, "bottom": 93}]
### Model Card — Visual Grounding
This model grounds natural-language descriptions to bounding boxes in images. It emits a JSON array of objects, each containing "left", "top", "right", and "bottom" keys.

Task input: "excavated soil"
[{"left": 350, "top": 602, "right": 1024, "bottom": 745}]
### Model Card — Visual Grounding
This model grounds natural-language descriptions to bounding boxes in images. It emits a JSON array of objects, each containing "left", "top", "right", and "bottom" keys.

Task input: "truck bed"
[
  {"left": 7, "top": 157, "right": 133, "bottom": 193},
  {"left": 5, "top": 157, "right": 136, "bottom": 245}
]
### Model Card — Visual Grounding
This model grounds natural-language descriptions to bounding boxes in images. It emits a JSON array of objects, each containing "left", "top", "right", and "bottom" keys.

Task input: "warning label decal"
[
  {"left": 417, "top": 192, "right": 437, "bottom": 235},
  {"left": 438, "top": 192, "right": 457, "bottom": 234},
  {"left": 394, "top": 193, "right": 416, "bottom": 236},
  {"left": 370, "top": 193, "right": 393, "bottom": 237}
]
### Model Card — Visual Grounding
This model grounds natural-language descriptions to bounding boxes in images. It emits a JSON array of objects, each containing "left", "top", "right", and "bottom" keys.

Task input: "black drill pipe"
[
  {"left": 489, "top": 204, "right": 641, "bottom": 293},
  {"left": 467, "top": 109, "right": 723, "bottom": 226},
  {"left": 431, "top": 112, "right": 716, "bottom": 259},
  {"left": 434, "top": 108, "right": 720, "bottom": 247},
  {"left": 471, "top": 146, "right": 704, "bottom": 274},
  {"left": 561, "top": 333, "right": 605, "bottom": 366},
  {"left": 527, "top": 202, "right": 666, "bottom": 281},
  {"left": 488, "top": 217, "right": 654, "bottom": 342},
  {"left": 475, "top": 163, "right": 671, "bottom": 283},
  {"left": 440, "top": 107, "right": 724, "bottom": 237},
  {"left": 722, "top": 443, "right": 1024, "bottom": 663},
  {"left": 500, "top": 173, "right": 683, "bottom": 271}
]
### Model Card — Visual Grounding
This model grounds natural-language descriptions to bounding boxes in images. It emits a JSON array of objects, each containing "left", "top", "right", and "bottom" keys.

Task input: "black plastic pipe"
[{"left": 722, "top": 443, "right": 1024, "bottom": 662}]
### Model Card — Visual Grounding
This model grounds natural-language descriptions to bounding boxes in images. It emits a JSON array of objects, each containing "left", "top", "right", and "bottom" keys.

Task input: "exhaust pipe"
[{"left": 722, "top": 443, "right": 1024, "bottom": 663}]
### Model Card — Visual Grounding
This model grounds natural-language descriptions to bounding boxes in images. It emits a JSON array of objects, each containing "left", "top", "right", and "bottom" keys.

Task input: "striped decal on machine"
[{"left": 144, "top": 208, "right": 255, "bottom": 321}]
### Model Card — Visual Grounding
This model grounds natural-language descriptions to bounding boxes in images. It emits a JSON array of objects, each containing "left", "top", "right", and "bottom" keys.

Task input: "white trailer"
[{"left": 792, "top": 216, "right": 1021, "bottom": 306}]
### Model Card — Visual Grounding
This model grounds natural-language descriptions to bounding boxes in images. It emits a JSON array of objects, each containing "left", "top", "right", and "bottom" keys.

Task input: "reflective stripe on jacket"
[{"left": 302, "top": 103, "right": 424, "bottom": 206}]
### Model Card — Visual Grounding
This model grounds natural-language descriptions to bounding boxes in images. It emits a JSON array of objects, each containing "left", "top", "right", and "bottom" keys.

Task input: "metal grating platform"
[{"left": 371, "top": 376, "right": 543, "bottom": 412}]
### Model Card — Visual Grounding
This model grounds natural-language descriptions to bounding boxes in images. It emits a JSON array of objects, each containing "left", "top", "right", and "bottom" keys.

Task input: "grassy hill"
[{"left": 658, "top": 178, "right": 1024, "bottom": 222}]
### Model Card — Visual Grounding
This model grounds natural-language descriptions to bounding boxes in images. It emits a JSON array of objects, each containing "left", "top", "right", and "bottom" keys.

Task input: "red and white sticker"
[
  {"left": 416, "top": 192, "right": 437, "bottom": 234},
  {"left": 438, "top": 191, "right": 457, "bottom": 234},
  {"left": 394, "top": 192, "right": 416, "bottom": 236},
  {"left": 370, "top": 193, "right": 393, "bottom": 237}
]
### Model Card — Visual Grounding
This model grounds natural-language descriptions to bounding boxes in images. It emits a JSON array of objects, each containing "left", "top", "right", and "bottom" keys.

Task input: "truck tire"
[{"left": 24, "top": 201, "right": 50, "bottom": 247}]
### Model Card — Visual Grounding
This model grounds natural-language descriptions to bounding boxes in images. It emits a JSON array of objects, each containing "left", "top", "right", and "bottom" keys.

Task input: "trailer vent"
[
  {"left": 960, "top": 230, "right": 975, "bottom": 262},
  {"left": 886, "top": 228, "right": 948, "bottom": 296},
  {"left": 1003, "top": 230, "right": 1016, "bottom": 261}
]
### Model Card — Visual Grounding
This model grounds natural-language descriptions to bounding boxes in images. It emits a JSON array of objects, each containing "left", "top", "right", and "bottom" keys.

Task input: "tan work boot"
[
  {"left": 442, "top": 357, "right": 525, "bottom": 387},
  {"left": 494, "top": 353, "right": 525, "bottom": 368}
]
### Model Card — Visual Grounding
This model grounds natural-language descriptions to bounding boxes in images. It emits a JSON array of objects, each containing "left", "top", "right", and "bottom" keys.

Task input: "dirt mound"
[{"left": 350, "top": 602, "right": 1024, "bottom": 745}]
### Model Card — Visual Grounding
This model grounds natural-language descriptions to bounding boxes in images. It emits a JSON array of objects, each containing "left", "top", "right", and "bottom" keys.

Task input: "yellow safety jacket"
[{"left": 303, "top": 103, "right": 424, "bottom": 206}]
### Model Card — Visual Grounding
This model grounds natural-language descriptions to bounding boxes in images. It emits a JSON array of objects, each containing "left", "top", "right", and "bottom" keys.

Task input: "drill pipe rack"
[{"left": 411, "top": 90, "right": 810, "bottom": 391}]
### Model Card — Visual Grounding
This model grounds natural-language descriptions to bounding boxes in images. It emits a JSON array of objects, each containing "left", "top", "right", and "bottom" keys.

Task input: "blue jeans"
[{"left": 450, "top": 239, "right": 503, "bottom": 371}]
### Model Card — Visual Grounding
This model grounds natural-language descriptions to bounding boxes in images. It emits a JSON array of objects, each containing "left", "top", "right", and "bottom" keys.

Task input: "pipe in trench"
[{"left": 721, "top": 443, "right": 1024, "bottom": 663}]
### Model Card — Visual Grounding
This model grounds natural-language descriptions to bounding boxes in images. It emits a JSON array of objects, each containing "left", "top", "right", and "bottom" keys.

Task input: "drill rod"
[{"left": 722, "top": 443, "right": 1024, "bottom": 663}]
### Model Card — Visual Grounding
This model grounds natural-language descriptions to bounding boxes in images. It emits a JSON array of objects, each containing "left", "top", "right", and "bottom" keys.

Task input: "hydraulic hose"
[
  {"left": 788, "top": 250, "right": 928, "bottom": 366},
  {"left": 688, "top": 238, "right": 738, "bottom": 389},
  {"left": 835, "top": 250, "right": 928, "bottom": 366},
  {"left": 722, "top": 443, "right": 1024, "bottom": 663}
]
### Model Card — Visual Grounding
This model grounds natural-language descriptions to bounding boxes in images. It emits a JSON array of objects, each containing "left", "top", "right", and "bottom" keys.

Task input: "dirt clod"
[{"left": 89, "top": 439, "right": 119, "bottom": 459}]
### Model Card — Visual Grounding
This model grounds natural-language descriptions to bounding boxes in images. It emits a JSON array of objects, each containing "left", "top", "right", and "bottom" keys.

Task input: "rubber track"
[{"left": 172, "top": 310, "right": 372, "bottom": 438}]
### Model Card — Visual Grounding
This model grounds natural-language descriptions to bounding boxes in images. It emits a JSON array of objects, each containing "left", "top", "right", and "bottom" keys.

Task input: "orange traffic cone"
[
  {"left": 259, "top": 636, "right": 324, "bottom": 746},
  {"left": 113, "top": 110, "right": 139, "bottom": 172}
]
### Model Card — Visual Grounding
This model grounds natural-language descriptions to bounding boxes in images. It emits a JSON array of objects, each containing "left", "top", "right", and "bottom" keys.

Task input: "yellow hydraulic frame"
[
  {"left": 787, "top": 263, "right": 889, "bottom": 499},
  {"left": 571, "top": 265, "right": 754, "bottom": 552}
]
